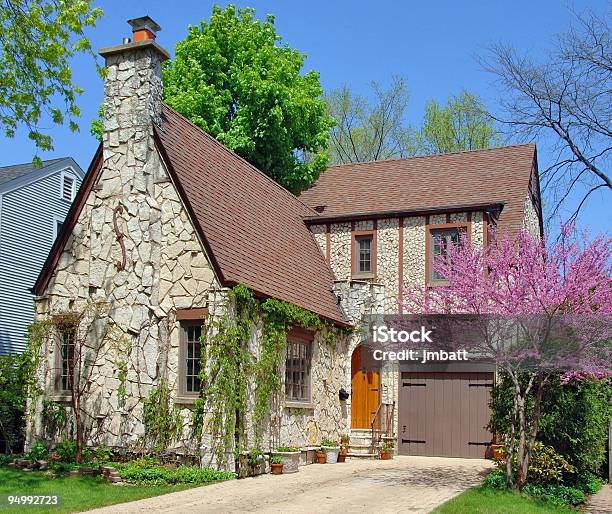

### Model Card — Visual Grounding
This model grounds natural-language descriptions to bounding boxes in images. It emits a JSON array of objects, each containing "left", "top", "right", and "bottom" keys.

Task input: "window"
[
  {"left": 353, "top": 229, "right": 376, "bottom": 278},
  {"left": 53, "top": 218, "right": 64, "bottom": 241},
  {"left": 356, "top": 236, "right": 372, "bottom": 273},
  {"left": 285, "top": 331, "right": 312, "bottom": 404},
  {"left": 182, "top": 323, "right": 202, "bottom": 395},
  {"left": 58, "top": 328, "right": 75, "bottom": 392},
  {"left": 61, "top": 173, "right": 75, "bottom": 201},
  {"left": 429, "top": 227, "right": 463, "bottom": 282}
]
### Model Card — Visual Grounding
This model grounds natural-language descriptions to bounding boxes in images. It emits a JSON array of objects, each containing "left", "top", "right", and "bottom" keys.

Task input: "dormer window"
[{"left": 61, "top": 173, "right": 75, "bottom": 201}]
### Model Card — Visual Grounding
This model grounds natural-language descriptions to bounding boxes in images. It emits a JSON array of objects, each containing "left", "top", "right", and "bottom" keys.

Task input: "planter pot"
[
  {"left": 316, "top": 452, "right": 326, "bottom": 464},
  {"left": 273, "top": 451, "right": 300, "bottom": 474},
  {"left": 271, "top": 463, "right": 283, "bottom": 475},
  {"left": 337, "top": 452, "right": 346, "bottom": 463},
  {"left": 380, "top": 450, "right": 391, "bottom": 460},
  {"left": 490, "top": 444, "right": 505, "bottom": 461},
  {"left": 322, "top": 446, "right": 340, "bottom": 464}
]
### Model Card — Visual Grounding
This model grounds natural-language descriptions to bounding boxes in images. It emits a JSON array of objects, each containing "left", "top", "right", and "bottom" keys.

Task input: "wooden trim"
[
  {"left": 303, "top": 202, "right": 505, "bottom": 225},
  {"left": 352, "top": 222, "right": 377, "bottom": 279},
  {"left": 483, "top": 211, "right": 489, "bottom": 247},
  {"left": 424, "top": 215, "right": 430, "bottom": 285},
  {"left": 175, "top": 307, "right": 208, "bottom": 321},
  {"left": 467, "top": 211, "right": 472, "bottom": 244},
  {"left": 325, "top": 223, "right": 331, "bottom": 264},
  {"left": 398, "top": 218, "right": 404, "bottom": 314}
]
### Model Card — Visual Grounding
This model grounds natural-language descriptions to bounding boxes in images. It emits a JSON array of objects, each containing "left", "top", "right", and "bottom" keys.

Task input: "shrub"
[
  {"left": 0, "top": 354, "right": 26, "bottom": 453},
  {"left": 483, "top": 469, "right": 507, "bottom": 489},
  {"left": 491, "top": 372, "right": 611, "bottom": 476},
  {"left": 320, "top": 438, "right": 337, "bottom": 447},
  {"left": 523, "top": 483, "right": 585, "bottom": 506},
  {"left": 117, "top": 460, "right": 235, "bottom": 486},
  {"left": 538, "top": 374, "right": 611, "bottom": 475},
  {"left": 26, "top": 441, "right": 49, "bottom": 461},
  {"left": 572, "top": 471, "right": 604, "bottom": 495},
  {"left": 92, "top": 445, "right": 112, "bottom": 464},
  {"left": 54, "top": 440, "right": 77, "bottom": 462},
  {"left": 526, "top": 441, "right": 574, "bottom": 484},
  {"left": 0, "top": 454, "right": 15, "bottom": 466}
]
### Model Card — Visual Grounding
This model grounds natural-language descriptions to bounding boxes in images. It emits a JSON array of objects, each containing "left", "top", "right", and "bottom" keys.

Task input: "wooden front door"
[{"left": 351, "top": 347, "right": 380, "bottom": 429}]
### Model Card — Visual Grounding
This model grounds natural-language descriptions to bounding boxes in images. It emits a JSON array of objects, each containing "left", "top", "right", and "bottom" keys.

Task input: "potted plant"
[
  {"left": 320, "top": 438, "right": 341, "bottom": 464},
  {"left": 270, "top": 455, "right": 283, "bottom": 475},
  {"left": 315, "top": 449, "right": 326, "bottom": 464},
  {"left": 272, "top": 446, "right": 301, "bottom": 474},
  {"left": 337, "top": 444, "right": 348, "bottom": 463},
  {"left": 340, "top": 433, "right": 350, "bottom": 446},
  {"left": 379, "top": 441, "right": 394, "bottom": 460}
]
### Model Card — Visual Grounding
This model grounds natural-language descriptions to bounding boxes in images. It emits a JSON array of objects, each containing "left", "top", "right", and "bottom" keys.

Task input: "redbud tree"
[{"left": 402, "top": 226, "right": 611, "bottom": 488}]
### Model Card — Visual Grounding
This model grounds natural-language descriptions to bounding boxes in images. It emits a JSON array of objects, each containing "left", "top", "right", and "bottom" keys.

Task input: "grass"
[
  {"left": 432, "top": 486, "right": 576, "bottom": 514},
  {"left": 0, "top": 466, "right": 203, "bottom": 513}
]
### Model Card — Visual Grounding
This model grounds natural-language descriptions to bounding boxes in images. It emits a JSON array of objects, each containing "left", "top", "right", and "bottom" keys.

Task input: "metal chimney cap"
[{"left": 128, "top": 16, "right": 162, "bottom": 33}]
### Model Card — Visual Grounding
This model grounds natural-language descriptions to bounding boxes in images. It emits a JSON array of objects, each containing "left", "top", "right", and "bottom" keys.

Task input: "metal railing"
[{"left": 371, "top": 401, "right": 395, "bottom": 451}]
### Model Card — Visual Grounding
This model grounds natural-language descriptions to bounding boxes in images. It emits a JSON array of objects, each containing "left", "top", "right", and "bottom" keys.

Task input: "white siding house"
[{"left": 0, "top": 158, "right": 84, "bottom": 354}]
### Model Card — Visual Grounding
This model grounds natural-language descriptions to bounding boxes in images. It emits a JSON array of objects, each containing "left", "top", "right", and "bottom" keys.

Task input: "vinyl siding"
[{"left": 0, "top": 167, "right": 82, "bottom": 354}]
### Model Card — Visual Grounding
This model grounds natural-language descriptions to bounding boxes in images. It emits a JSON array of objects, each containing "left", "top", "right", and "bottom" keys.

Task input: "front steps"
[{"left": 347, "top": 429, "right": 395, "bottom": 459}]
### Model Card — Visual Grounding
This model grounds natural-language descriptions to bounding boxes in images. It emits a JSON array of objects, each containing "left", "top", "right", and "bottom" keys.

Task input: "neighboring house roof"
[
  {"left": 0, "top": 157, "right": 82, "bottom": 185},
  {"left": 299, "top": 144, "right": 538, "bottom": 234},
  {"left": 34, "top": 105, "right": 348, "bottom": 326}
]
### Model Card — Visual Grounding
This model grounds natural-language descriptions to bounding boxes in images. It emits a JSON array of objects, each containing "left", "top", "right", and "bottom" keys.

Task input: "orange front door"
[{"left": 351, "top": 347, "right": 380, "bottom": 429}]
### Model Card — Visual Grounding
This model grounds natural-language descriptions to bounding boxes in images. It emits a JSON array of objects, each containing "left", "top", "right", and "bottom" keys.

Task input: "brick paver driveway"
[{"left": 87, "top": 456, "right": 492, "bottom": 514}]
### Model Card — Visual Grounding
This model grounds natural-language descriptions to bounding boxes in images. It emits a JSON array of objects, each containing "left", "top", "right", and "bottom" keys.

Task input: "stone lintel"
[{"left": 99, "top": 39, "right": 170, "bottom": 61}]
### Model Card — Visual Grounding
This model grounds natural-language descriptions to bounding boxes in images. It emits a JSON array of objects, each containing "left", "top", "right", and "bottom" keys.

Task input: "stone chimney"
[{"left": 98, "top": 16, "right": 169, "bottom": 196}]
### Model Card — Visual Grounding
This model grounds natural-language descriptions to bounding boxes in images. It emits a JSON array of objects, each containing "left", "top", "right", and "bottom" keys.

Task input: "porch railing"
[{"left": 371, "top": 401, "right": 395, "bottom": 451}]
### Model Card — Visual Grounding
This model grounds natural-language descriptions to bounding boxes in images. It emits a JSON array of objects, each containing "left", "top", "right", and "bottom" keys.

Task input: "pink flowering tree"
[{"left": 401, "top": 226, "right": 611, "bottom": 488}]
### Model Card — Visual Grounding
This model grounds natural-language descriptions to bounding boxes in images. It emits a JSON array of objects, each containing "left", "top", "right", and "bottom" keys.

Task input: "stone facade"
[{"left": 523, "top": 195, "right": 541, "bottom": 238}]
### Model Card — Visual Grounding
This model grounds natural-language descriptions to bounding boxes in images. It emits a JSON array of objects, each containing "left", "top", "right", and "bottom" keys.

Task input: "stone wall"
[
  {"left": 523, "top": 195, "right": 541, "bottom": 238},
  {"left": 329, "top": 222, "right": 351, "bottom": 280}
]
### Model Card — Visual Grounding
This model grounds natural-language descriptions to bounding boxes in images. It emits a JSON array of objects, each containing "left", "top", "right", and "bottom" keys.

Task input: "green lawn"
[
  {"left": 432, "top": 486, "right": 575, "bottom": 514},
  {"left": 0, "top": 467, "right": 200, "bottom": 513}
]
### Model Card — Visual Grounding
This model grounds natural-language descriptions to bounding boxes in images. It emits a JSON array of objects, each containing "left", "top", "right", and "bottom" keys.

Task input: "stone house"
[{"left": 28, "top": 17, "right": 542, "bottom": 464}]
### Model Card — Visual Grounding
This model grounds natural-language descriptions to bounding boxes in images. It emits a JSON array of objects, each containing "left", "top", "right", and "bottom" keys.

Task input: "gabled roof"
[
  {"left": 155, "top": 105, "right": 347, "bottom": 325},
  {"left": 299, "top": 144, "right": 539, "bottom": 233},
  {"left": 34, "top": 106, "right": 347, "bottom": 326},
  {"left": 0, "top": 157, "right": 82, "bottom": 189}
]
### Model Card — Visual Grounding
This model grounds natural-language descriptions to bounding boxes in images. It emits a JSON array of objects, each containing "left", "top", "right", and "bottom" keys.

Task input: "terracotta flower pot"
[
  {"left": 271, "top": 463, "right": 283, "bottom": 475},
  {"left": 316, "top": 452, "right": 326, "bottom": 464},
  {"left": 380, "top": 450, "right": 390, "bottom": 460},
  {"left": 337, "top": 453, "right": 346, "bottom": 463},
  {"left": 490, "top": 444, "right": 505, "bottom": 461}
]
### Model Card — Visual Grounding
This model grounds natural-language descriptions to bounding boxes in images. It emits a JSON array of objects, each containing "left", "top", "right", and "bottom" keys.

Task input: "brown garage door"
[{"left": 398, "top": 371, "right": 494, "bottom": 458}]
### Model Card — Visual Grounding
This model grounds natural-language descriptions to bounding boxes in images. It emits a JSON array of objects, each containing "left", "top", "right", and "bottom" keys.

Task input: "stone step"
[
  {"left": 347, "top": 452, "right": 378, "bottom": 460},
  {"left": 348, "top": 444, "right": 375, "bottom": 454}
]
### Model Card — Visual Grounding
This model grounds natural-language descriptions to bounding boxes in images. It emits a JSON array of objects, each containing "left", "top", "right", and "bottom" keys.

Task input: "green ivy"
[
  {"left": 196, "top": 284, "right": 346, "bottom": 467},
  {"left": 143, "top": 379, "right": 183, "bottom": 452}
]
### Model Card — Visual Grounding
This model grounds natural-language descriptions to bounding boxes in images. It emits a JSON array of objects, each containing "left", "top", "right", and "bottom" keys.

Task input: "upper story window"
[
  {"left": 61, "top": 173, "right": 75, "bottom": 201},
  {"left": 357, "top": 236, "right": 372, "bottom": 273},
  {"left": 353, "top": 228, "right": 376, "bottom": 278},
  {"left": 285, "top": 329, "right": 313, "bottom": 405},
  {"left": 429, "top": 227, "right": 465, "bottom": 282}
]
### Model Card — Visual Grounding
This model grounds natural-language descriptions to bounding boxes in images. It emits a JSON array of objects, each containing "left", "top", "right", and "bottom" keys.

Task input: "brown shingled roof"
[
  {"left": 155, "top": 105, "right": 347, "bottom": 325},
  {"left": 299, "top": 144, "right": 538, "bottom": 234}
]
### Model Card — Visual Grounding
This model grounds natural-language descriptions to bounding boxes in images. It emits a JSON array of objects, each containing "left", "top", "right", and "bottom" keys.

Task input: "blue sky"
[{"left": 1, "top": 1, "right": 609, "bottom": 235}]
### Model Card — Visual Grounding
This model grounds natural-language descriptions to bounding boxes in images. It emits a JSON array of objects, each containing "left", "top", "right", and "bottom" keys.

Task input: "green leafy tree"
[
  {"left": 162, "top": 5, "right": 333, "bottom": 193},
  {"left": 0, "top": 0, "right": 103, "bottom": 158},
  {"left": 412, "top": 90, "right": 499, "bottom": 154}
]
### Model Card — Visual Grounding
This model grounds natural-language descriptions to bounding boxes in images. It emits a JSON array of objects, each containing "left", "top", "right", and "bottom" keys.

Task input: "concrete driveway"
[{"left": 87, "top": 456, "right": 493, "bottom": 514}]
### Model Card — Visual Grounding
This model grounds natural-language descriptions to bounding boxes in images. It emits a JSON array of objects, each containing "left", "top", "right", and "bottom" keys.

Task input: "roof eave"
[{"left": 303, "top": 202, "right": 506, "bottom": 225}]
